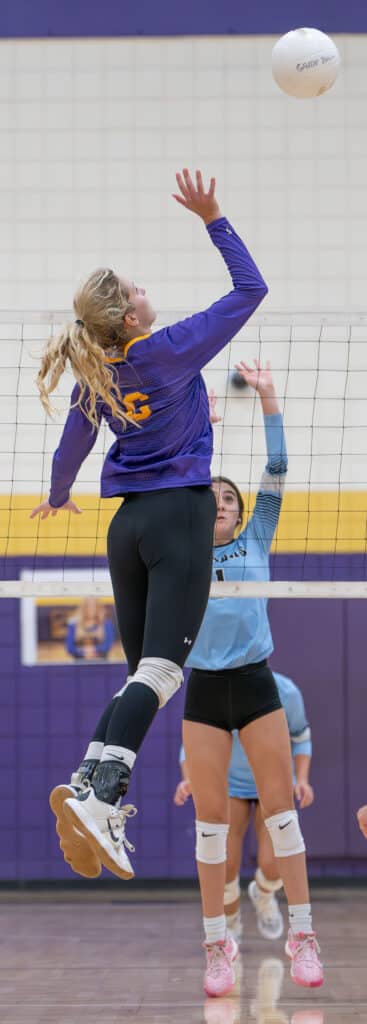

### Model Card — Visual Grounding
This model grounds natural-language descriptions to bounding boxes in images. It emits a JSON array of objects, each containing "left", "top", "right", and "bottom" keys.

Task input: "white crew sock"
[
  {"left": 203, "top": 914, "right": 227, "bottom": 945},
  {"left": 288, "top": 903, "right": 313, "bottom": 935},
  {"left": 83, "top": 741, "right": 104, "bottom": 761},
  {"left": 100, "top": 744, "right": 136, "bottom": 771}
]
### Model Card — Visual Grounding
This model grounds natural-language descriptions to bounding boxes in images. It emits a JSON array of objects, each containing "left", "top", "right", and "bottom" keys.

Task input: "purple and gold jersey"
[{"left": 49, "top": 217, "right": 267, "bottom": 507}]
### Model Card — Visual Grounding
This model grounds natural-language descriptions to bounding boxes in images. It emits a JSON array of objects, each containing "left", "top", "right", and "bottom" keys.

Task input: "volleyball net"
[{"left": 1, "top": 310, "right": 367, "bottom": 599}]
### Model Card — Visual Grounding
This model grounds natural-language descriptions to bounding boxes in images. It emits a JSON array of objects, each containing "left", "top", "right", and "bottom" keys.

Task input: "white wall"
[
  {"left": 0, "top": 36, "right": 366, "bottom": 495},
  {"left": 0, "top": 35, "right": 364, "bottom": 312}
]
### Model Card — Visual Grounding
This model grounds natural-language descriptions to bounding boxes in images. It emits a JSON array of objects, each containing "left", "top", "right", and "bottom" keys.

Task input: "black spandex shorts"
[{"left": 184, "top": 660, "right": 282, "bottom": 732}]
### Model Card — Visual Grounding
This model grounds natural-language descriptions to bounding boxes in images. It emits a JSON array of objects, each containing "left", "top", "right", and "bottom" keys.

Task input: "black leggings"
[{"left": 107, "top": 486, "right": 217, "bottom": 674}]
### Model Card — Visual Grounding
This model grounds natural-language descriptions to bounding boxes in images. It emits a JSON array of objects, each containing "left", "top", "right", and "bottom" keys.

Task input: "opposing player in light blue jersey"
[
  {"left": 31, "top": 169, "right": 267, "bottom": 886},
  {"left": 182, "top": 366, "right": 323, "bottom": 995},
  {"left": 175, "top": 672, "right": 314, "bottom": 944}
]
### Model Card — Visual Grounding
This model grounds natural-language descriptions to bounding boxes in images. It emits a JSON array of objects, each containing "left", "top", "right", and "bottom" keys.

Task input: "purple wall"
[
  {"left": 1, "top": 553, "right": 367, "bottom": 882},
  {"left": 1, "top": 1, "right": 367, "bottom": 37}
]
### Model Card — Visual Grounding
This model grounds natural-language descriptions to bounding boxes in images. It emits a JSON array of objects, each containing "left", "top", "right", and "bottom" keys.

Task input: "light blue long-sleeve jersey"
[
  {"left": 186, "top": 413, "right": 287, "bottom": 670},
  {"left": 179, "top": 672, "right": 312, "bottom": 801}
]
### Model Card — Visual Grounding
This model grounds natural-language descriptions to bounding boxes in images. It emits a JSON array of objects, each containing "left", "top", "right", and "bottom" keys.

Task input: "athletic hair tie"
[{"left": 75, "top": 318, "right": 84, "bottom": 327}]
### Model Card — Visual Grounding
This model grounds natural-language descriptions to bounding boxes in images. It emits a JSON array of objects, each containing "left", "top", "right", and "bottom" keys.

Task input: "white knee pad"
[
  {"left": 196, "top": 821, "right": 229, "bottom": 865},
  {"left": 255, "top": 866, "right": 283, "bottom": 893},
  {"left": 115, "top": 659, "right": 183, "bottom": 709},
  {"left": 264, "top": 810, "right": 305, "bottom": 858},
  {"left": 224, "top": 875, "right": 241, "bottom": 905}
]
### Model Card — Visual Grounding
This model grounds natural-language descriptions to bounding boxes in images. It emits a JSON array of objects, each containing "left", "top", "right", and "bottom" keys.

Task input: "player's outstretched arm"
[{"left": 240, "top": 360, "right": 287, "bottom": 551}]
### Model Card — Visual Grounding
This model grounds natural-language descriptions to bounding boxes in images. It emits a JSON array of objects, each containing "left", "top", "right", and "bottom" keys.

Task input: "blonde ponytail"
[{"left": 37, "top": 268, "right": 137, "bottom": 428}]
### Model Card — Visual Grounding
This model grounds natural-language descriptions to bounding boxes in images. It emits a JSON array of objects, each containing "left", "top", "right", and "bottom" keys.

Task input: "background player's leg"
[
  {"left": 224, "top": 797, "right": 251, "bottom": 934},
  {"left": 247, "top": 802, "right": 284, "bottom": 940},
  {"left": 255, "top": 802, "right": 283, "bottom": 884}
]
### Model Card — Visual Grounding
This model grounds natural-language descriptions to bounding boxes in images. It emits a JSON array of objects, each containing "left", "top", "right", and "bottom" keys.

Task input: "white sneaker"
[
  {"left": 49, "top": 783, "right": 102, "bottom": 878},
  {"left": 64, "top": 788, "right": 136, "bottom": 880},
  {"left": 248, "top": 880, "right": 284, "bottom": 940}
]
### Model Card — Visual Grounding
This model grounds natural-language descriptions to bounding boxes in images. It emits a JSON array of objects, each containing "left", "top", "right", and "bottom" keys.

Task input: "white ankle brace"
[
  {"left": 255, "top": 866, "right": 283, "bottom": 892},
  {"left": 224, "top": 875, "right": 241, "bottom": 905}
]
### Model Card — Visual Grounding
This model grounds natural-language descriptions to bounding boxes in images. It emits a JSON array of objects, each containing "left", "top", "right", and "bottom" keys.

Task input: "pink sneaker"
[
  {"left": 204, "top": 935, "right": 238, "bottom": 998},
  {"left": 285, "top": 930, "right": 324, "bottom": 988}
]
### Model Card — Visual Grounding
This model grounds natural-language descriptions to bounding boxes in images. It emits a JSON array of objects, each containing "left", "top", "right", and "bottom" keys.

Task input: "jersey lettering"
[{"left": 123, "top": 391, "right": 151, "bottom": 422}]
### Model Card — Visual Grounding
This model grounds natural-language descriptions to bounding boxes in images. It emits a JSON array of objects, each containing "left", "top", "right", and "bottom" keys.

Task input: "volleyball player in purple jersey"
[{"left": 31, "top": 169, "right": 267, "bottom": 882}]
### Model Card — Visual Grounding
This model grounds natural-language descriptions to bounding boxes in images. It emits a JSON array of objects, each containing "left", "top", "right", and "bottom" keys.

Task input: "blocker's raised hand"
[
  {"left": 173, "top": 168, "right": 221, "bottom": 225},
  {"left": 234, "top": 359, "right": 275, "bottom": 396}
]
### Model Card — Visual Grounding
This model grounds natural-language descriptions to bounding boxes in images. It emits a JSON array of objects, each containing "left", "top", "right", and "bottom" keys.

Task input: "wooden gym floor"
[{"left": 1, "top": 886, "right": 366, "bottom": 1023}]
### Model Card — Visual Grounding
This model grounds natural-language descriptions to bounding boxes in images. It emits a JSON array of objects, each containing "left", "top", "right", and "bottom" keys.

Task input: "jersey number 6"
[{"left": 123, "top": 391, "right": 152, "bottom": 422}]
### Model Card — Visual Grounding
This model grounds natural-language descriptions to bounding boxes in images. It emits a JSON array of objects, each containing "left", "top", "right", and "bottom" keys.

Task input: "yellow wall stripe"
[{"left": 0, "top": 492, "right": 366, "bottom": 556}]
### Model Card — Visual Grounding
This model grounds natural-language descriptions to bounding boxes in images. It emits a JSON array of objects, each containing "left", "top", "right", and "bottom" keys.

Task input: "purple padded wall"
[
  {"left": 1, "top": 554, "right": 367, "bottom": 881},
  {"left": 1, "top": 1, "right": 366, "bottom": 37}
]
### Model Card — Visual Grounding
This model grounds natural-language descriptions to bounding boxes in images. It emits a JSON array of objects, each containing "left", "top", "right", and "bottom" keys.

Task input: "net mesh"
[{"left": 1, "top": 310, "right": 367, "bottom": 597}]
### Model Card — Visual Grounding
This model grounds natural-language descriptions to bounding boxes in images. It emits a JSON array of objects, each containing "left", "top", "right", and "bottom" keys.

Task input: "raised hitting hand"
[{"left": 173, "top": 168, "right": 221, "bottom": 225}]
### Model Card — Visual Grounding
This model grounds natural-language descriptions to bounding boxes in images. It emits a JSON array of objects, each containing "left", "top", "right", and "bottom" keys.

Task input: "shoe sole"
[
  {"left": 285, "top": 941, "right": 324, "bottom": 988},
  {"left": 64, "top": 798, "right": 134, "bottom": 881},
  {"left": 204, "top": 978, "right": 236, "bottom": 998},
  {"left": 49, "top": 785, "right": 101, "bottom": 879}
]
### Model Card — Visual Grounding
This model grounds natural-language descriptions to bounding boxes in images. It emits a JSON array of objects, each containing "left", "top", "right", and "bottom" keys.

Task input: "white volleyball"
[{"left": 272, "top": 27, "right": 340, "bottom": 99}]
